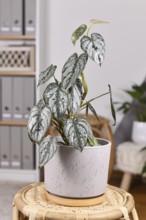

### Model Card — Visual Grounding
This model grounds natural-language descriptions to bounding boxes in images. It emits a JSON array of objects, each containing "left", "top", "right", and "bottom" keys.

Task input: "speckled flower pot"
[{"left": 44, "top": 138, "right": 111, "bottom": 198}]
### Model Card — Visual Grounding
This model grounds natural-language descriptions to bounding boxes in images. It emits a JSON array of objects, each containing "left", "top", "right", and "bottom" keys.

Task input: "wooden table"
[{"left": 13, "top": 183, "right": 139, "bottom": 220}]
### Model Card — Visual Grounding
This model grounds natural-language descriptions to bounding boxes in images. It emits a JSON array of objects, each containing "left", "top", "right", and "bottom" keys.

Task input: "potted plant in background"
[
  {"left": 27, "top": 20, "right": 116, "bottom": 205},
  {"left": 116, "top": 81, "right": 146, "bottom": 144}
]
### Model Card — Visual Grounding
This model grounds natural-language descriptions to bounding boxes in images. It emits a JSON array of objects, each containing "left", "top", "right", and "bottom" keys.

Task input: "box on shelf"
[{"left": 0, "top": 46, "right": 35, "bottom": 71}]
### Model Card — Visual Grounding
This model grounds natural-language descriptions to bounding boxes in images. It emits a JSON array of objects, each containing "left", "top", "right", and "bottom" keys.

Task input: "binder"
[
  {"left": 23, "top": 77, "right": 35, "bottom": 120},
  {"left": 11, "top": 0, "right": 23, "bottom": 35},
  {"left": 2, "top": 77, "right": 13, "bottom": 121},
  {"left": 0, "top": 126, "right": 10, "bottom": 168},
  {"left": 22, "top": 126, "right": 34, "bottom": 169},
  {"left": 0, "top": 78, "right": 2, "bottom": 120},
  {"left": 24, "top": 0, "right": 36, "bottom": 35},
  {"left": 0, "top": 0, "right": 11, "bottom": 35},
  {"left": 11, "top": 126, "right": 21, "bottom": 169},
  {"left": 12, "top": 77, "right": 24, "bottom": 121}
]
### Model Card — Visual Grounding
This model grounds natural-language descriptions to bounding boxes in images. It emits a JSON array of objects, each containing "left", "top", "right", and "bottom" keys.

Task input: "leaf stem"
[{"left": 80, "top": 91, "right": 110, "bottom": 112}]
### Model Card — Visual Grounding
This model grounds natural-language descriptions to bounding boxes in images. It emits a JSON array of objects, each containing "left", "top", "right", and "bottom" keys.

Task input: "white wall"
[{"left": 37, "top": 0, "right": 146, "bottom": 130}]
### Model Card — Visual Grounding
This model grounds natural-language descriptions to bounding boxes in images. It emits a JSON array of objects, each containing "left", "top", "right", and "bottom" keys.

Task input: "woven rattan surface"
[{"left": 13, "top": 183, "right": 139, "bottom": 220}]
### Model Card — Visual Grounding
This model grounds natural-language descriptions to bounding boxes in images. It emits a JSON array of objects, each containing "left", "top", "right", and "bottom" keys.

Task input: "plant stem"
[
  {"left": 81, "top": 72, "right": 88, "bottom": 102},
  {"left": 80, "top": 91, "right": 110, "bottom": 112}
]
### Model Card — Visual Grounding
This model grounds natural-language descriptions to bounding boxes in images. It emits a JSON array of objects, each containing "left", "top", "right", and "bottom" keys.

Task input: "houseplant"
[
  {"left": 116, "top": 81, "right": 146, "bottom": 144},
  {"left": 27, "top": 20, "right": 116, "bottom": 200}
]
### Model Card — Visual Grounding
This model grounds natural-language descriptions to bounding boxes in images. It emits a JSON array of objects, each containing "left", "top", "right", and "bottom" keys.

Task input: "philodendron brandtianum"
[{"left": 27, "top": 20, "right": 116, "bottom": 167}]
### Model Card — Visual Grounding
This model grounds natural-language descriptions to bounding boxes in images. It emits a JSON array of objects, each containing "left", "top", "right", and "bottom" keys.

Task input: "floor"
[
  {"left": 0, "top": 172, "right": 145, "bottom": 220},
  {"left": 0, "top": 181, "right": 30, "bottom": 220}
]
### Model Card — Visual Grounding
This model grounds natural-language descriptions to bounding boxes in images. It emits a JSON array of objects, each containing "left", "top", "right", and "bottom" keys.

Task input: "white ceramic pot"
[
  {"left": 132, "top": 121, "right": 146, "bottom": 144},
  {"left": 44, "top": 138, "right": 111, "bottom": 198}
]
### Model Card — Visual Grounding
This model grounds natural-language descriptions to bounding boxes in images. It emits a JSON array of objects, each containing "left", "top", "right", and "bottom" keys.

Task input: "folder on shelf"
[
  {"left": 0, "top": 126, "right": 11, "bottom": 168},
  {"left": 22, "top": 126, "right": 34, "bottom": 170},
  {"left": 23, "top": 77, "right": 35, "bottom": 120},
  {"left": 11, "top": 126, "right": 21, "bottom": 169},
  {"left": 0, "top": 77, "right": 2, "bottom": 120},
  {"left": 0, "top": 0, "right": 11, "bottom": 35},
  {"left": 12, "top": 77, "right": 24, "bottom": 121},
  {"left": 1, "top": 77, "right": 13, "bottom": 121},
  {"left": 24, "top": 0, "right": 36, "bottom": 35},
  {"left": 11, "top": 0, "right": 23, "bottom": 35}
]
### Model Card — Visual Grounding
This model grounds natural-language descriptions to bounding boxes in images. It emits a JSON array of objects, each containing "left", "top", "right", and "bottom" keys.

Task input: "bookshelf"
[
  {"left": 0, "top": 1, "right": 39, "bottom": 182},
  {"left": 0, "top": 35, "right": 35, "bottom": 41}
]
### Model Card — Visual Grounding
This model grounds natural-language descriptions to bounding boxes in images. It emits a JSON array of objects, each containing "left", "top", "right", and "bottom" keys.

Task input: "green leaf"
[
  {"left": 61, "top": 53, "right": 88, "bottom": 90},
  {"left": 27, "top": 102, "right": 52, "bottom": 143},
  {"left": 63, "top": 117, "right": 92, "bottom": 150},
  {"left": 80, "top": 33, "right": 105, "bottom": 65},
  {"left": 37, "top": 65, "right": 57, "bottom": 87},
  {"left": 39, "top": 136, "right": 58, "bottom": 167},
  {"left": 71, "top": 24, "right": 87, "bottom": 45},
  {"left": 43, "top": 82, "right": 68, "bottom": 120},
  {"left": 68, "top": 79, "right": 82, "bottom": 114},
  {"left": 88, "top": 103, "right": 100, "bottom": 121},
  {"left": 108, "top": 85, "right": 116, "bottom": 125}
]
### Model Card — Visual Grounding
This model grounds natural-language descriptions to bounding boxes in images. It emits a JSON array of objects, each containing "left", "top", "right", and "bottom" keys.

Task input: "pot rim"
[{"left": 58, "top": 137, "right": 111, "bottom": 149}]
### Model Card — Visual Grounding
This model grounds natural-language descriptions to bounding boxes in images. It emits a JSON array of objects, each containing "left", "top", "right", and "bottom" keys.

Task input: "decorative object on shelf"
[
  {"left": 116, "top": 80, "right": 146, "bottom": 144},
  {"left": 27, "top": 20, "right": 116, "bottom": 203},
  {"left": 0, "top": 46, "right": 35, "bottom": 71}
]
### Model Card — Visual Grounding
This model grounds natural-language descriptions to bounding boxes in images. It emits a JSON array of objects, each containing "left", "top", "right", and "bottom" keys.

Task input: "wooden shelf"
[
  {"left": 0, "top": 121, "right": 27, "bottom": 126},
  {"left": 0, "top": 35, "right": 35, "bottom": 40},
  {"left": 0, "top": 71, "right": 35, "bottom": 76}
]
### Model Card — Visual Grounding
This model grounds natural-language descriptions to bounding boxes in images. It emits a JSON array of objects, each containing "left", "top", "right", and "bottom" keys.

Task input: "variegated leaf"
[
  {"left": 37, "top": 65, "right": 57, "bottom": 87},
  {"left": 27, "top": 103, "right": 52, "bottom": 143},
  {"left": 84, "top": 119, "right": 95, "bottom": 145},
  {"left": 80, "top": 33, "right": 105, "bottom": 65},
  {"left": 71, "top": 24, "right": 87, "bottom": 45},
  {"left": 61, "top": 53, "right": 88, "bottom": 90},
  {"left": 68, "top": 79, "right": 82, "bottom": 114},
  {"left": 63, "top": 118, "right": 89, "bottom": 151},
  {"left": 39, "top": 136, "right": 58, "bottom": 167},
  {"left": 37, "top": 99, "right": 45, "bottom": 108},
  {"left": 43, "top": 82, "right": 68, "bottom": 120}
]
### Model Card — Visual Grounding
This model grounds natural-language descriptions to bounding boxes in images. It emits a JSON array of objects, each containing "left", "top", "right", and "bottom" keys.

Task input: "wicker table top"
[{"left": 13, "top": 183, "right": 139, "bottom": 220}]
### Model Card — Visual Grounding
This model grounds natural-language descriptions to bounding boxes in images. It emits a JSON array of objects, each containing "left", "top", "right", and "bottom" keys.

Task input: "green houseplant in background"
[
  {"left": 117, "top": 81, "right": 146, "bottom": 144},
  {"left": 27, "top": 20, "right": 116, "bottom": 201},
  {"left": 117, "top": 81, "right": 146, "bottom": 122}
]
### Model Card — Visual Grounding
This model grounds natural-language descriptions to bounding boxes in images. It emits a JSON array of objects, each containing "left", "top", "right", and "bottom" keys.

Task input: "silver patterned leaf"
[
  {"left": 27, "top": 103, "right": 52, "bottom": 143},
  {"left": 63, "top": 117, "right": 90, "bottom": 151},
  {"left": 71, "top": 24, "right": 87, "bottom": 45},
  {"left": 80, "top": 33, "right": 105, "bottom": 65},
  {"left": 61, "top": 53, "right": 88, "bottom": 90},
  {"left": 37, "top": 65, "right": 57, "bottom": 87},
  {"left": 68, "top": 79, "right": 82, "bottom": 114},
  {"left": 84, "top": 119, "right": 94, "bottom": 145},
  {"left": 39, "top": 136, "right": 58, "bottom": 167},
  {"left": 37, "top": 99, "right": 45, "bottom": 108},
  {"left": 43, "top": 82, "right": 68, "bottom": 120}
]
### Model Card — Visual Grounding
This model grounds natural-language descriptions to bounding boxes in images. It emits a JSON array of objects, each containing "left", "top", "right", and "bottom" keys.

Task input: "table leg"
[
  {"left": 131, "top": 208, "right": 139, "bottom": 220},
  {"left": 120, "top": 172, "right": 133, "bottom": 191},
  {"left": 12, "top": 204, "right": 20, "bottom": 220}
]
